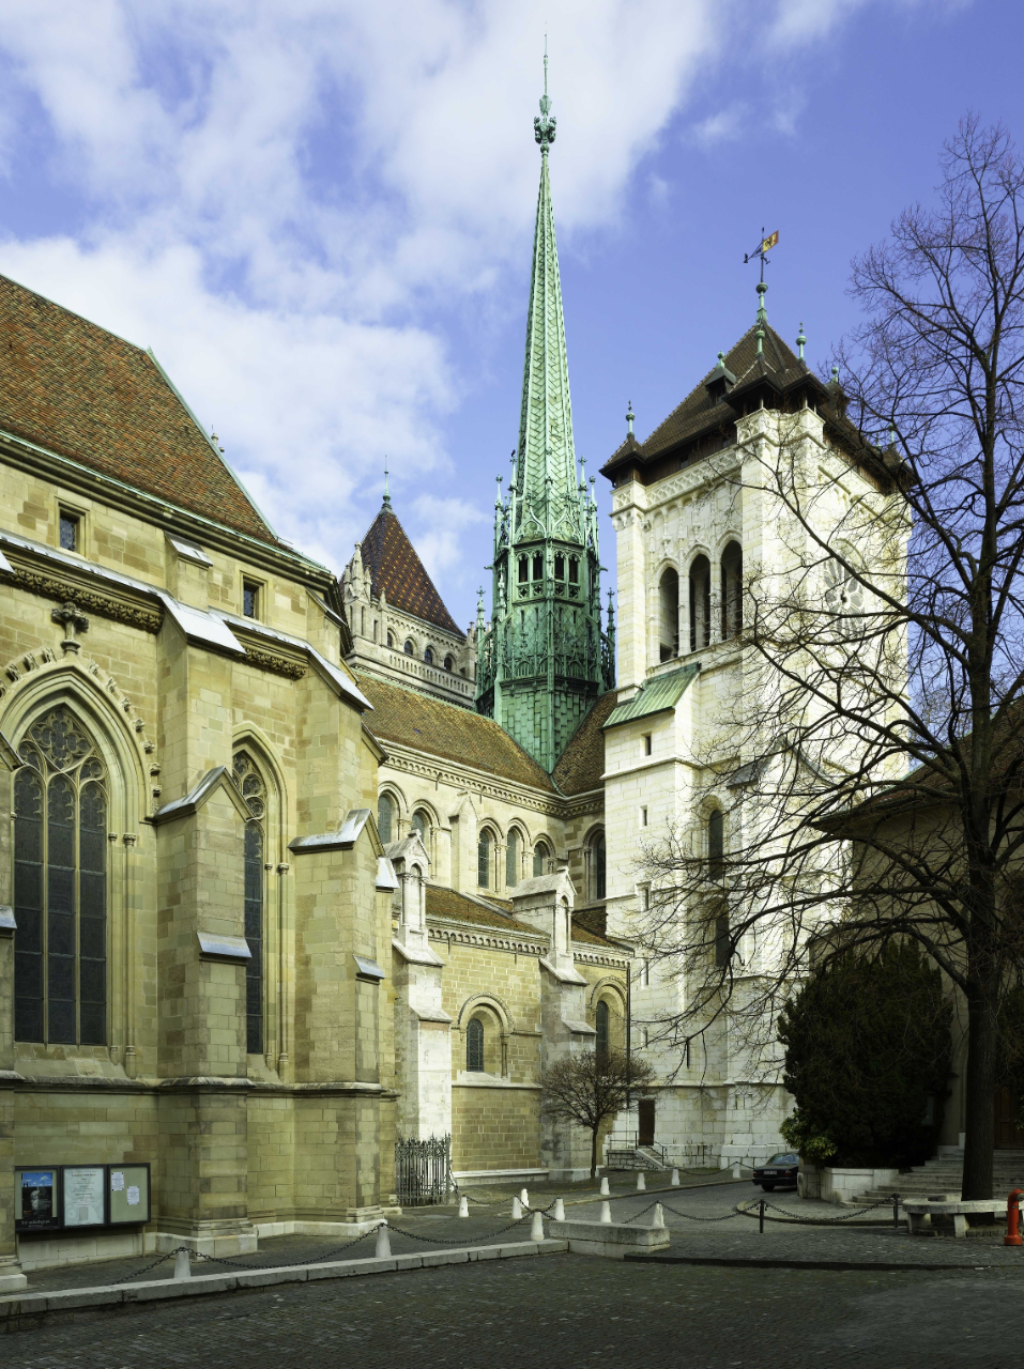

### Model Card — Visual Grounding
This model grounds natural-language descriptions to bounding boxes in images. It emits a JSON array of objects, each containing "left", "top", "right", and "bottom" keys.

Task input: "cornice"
[
  {"left": 428, "top": 917, "right": 547, "bottom": 957},
  {"left": 5, "top": 554, "right": 163, "bottom": 633},
  {"left": 0, "top": 427, "right": 335, "bottom": 587},
  {"left": 382, "top": 740, "right": 565, "bottom": 817}
]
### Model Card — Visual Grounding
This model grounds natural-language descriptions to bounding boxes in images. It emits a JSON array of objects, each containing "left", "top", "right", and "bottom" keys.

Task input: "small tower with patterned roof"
[{"left": 476, "top": 58, "right": 614, "bottom": 772}]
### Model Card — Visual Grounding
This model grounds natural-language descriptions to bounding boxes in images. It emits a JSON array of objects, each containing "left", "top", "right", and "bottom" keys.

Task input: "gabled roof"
[
  {"left": 353, "top": 670, "right": 556, "bottom": 792},
  {"left": 0, "top": 272, "right": 282, "bottom": 547},
  {"left": 359, "top": 504, "right": 462, "bottom": 636},
  {"left": 552, "top": 690, "right": 617, "bottom": 795},
  {"left": 426, "top": 885, "right": 518, "bottom": 928}
]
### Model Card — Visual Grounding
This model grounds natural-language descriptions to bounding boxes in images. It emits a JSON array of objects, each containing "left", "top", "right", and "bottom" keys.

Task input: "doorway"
[
  {"left": 638, "top": 1099, "right": 656, "bottom": 1147},
  {"left": 994, "top": 1088, "right": 1024, "bottom": 1148}
]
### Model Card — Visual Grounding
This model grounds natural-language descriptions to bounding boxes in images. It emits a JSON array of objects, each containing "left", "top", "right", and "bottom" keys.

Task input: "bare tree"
[
  {"left": 540, "top": 1051, "right": 655, "bottom": 1180},
  {"left": 635, "top": 118, "right": 1024, "bottom": 1201}
]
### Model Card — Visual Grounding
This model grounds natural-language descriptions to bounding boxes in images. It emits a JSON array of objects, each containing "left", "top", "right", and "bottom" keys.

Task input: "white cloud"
[{"left": 0, "top": 0, "right": 928, "bottom": 580}]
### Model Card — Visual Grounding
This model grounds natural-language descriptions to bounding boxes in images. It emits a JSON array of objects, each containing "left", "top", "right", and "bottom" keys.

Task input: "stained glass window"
[
  {"left": 14, "top": 707, "right": 107, "bottom": 1045},
  {"left": 234, "top": 751, "right": 266, "bottom": 1056},
  {"left": 477, "top": 829, "right": 492, "bottom": 888},
  {"left": 596, "top": 1001, "right": 610, "bottom": 1063},
  {"left": 466, "top": 1017, "right": 484, "bottom": 1072}
]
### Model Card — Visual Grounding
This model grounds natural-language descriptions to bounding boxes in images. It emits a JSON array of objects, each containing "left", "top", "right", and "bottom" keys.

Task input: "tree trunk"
[
  {"left": 961, "top": 978, "right": 998, "bottom": 1200},
  {"left": 590, "top": 1125, "right": 599, "bottom": 1181}
]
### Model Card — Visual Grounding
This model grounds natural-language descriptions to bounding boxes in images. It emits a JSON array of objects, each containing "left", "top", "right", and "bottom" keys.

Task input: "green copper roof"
[
  {"left": 603, "top": 665, "right": 700, "bottom": 729},
  {"left": 511, "top": 60, "right": 585, "bottom": 546}
]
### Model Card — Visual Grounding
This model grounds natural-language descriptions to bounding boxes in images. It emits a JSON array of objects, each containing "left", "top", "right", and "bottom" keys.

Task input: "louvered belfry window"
[
  {"left": 14, "top": 707, "right": 107, "bottom": 1045},
  {"left": 234, "top": 751, "right": 266, "bottom": 1056}
]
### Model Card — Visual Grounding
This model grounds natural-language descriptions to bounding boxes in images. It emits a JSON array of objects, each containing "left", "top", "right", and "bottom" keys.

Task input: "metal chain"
[
  {"left": 383, "top": 1215, "right": 532, "bottom": 1245},
  {"left": 118, "top": 1247, "right": 187, "bottom": 1281},
  {"left": 659, "top": 1201, "right": 744, "bottom": 1222},
  {"left": 757, "top": 1195, "right": 899, "bottom": 1224},
  {"left": 192, "top": 1227, "right": 379, "bottom": 1271}
]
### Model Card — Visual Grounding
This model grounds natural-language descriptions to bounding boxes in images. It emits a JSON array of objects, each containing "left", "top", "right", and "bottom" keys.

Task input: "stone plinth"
[
  {"left": 547, "top": 1218, "right": 669, "bottom": 1259},
  {"left": 904, "top": 1197, "right": 1006, "bottom": 1239}
]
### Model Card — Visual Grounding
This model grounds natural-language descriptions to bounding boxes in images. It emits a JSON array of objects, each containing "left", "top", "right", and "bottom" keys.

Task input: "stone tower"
[{"left": 476, "top": 60, "right": 614, "bottom": 772}]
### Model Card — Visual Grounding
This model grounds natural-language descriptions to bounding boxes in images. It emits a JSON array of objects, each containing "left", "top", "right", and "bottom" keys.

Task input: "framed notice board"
[
  {"left": 63, "top": 1166, "right": 106, "bottom": 1228},
  {"left": 14, "top": 1167, "right": 61, "bottom": 1232},
  {"left": 108, "top": 1164, "right": 151, "bottom": 1226}
]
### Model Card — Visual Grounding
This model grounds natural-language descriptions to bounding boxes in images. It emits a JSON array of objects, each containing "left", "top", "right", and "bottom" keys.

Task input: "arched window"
[
  {"left": 554, "top": 554, "right": 565, "bottom": 580},
  {"left": 466, "top": 1017, "right": 485, "bottom": 1072},
  {"left": 589, "top": 830, "right": 607, "bottom": 901},
  {"left": 443, "top": 655, "right": 454, "bottom": 672},
  {"left": 404, "top": 639, "right": 415, "bottom": 656},
  {"left": 596, "top": 1000, "right": 610, "bottom": 1063},
  {"left": 533, "top": 840, "right": 551, "bottom": 877},
  {"left": 234, "top": 751, "right": 266, "bottom": 1056},
  {"left": 505, "top": 829, "right": 520, "bottom": 889},
  {"left": 386, "top": 631, "right": 395, "bottom": 649},
  {"left": 477, "top": 829, "right": 493, "bottom": 888},
  {"left": 721, "top": 542, "right": 743, "bottom": 640},
  {"left": 689, "top": 555, "right": 711, "bottom": 651},
  {"left": 659, "top": 568, "right": 679, "bottom": 662},
  {"left": 411, "top": 809, "right": 431, "bottom": 855},
  {"left": 378, "top": 792, "right": 396, "bottom": 845},
  {"left": 14, "top": 706, "right": 107, "bottom": 1045},
  {"left": 569, "top": 558, "right": 579, "bottom": 585},
  {"left": 532, "top": 552, "right": 543, "bottom": 580},
  {"left": 708, "top": 809, "right": 724, "bottom": 881},
  {"left": 518, "top": 557, "right": 528, "bottom": 584},
  {"left": 424, "top": 646, "right": 434, "bottom": 665}
]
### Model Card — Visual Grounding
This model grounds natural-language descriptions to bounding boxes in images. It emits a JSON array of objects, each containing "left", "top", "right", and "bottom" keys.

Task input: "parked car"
[{"left": 752, "top": 1153, "right": 799, "bottom": 1191}]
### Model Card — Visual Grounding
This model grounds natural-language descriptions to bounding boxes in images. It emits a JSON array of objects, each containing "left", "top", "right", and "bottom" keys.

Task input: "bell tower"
[{"left": 476, "top": 56, "right": 614, "bottom": 772}]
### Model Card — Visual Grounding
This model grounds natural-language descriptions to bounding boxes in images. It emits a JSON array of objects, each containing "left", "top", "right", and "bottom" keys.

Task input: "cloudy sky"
[{"left": 0, "top": 0, "right": 1017, "bottom": 626}]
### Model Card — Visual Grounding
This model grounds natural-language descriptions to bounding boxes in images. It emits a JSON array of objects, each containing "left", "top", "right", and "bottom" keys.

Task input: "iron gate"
[{"left": 394, "top": 1134, "right": 454, "bottom": 1206}]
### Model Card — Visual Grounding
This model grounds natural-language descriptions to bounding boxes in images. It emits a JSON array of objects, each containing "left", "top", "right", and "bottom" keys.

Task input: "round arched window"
[
  {"left": 404, "top": 640, "right": 415, "bottom": 656},
  {"left": 424, "top": 647, "right": 434, "bottom": 665},
  {"left": 444, "top": 655, "right": 454, "bottom": 672},
  {"left": 466, "top": 1017, "right": 485, "bottom": 1072},
  {"left": 377, "top": 793, "right": 396, "bottom": 845},
  {"left": 477, "top": 830, "right": 493, "bottom": 888}
]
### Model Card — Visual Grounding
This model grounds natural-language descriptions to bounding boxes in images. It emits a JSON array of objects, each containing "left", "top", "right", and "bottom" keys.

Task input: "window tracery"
[{"left": 234, "top": 750, "right": 266, "bottom": 1056}]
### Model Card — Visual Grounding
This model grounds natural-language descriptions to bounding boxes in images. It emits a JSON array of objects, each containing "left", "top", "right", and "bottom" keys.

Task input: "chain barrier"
[
  {"left": 659, "top": 1201, "right": 744, "bottom": 1223},
  {"left": 757, "top": 1195, "right": 899, "bottom": 1225},
  {"left": 191, "top": 1227, "right": 381, "bottom": 1272},
  {"left": 383, "top": 1215, "right": 532, "bottom": 1245},
  {"left": 118, "top": 1247, "right": 187, "bottom": 1281}
]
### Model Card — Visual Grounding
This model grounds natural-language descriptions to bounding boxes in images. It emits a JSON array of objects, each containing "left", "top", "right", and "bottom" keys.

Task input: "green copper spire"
[{"left": 476, "top": 58, "right": 614, "bottom": 773}]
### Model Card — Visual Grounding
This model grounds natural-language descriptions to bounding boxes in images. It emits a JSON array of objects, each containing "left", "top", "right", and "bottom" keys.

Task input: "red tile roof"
[
  {"left": 553, "top": 691, "right": 616, "bottom": 794},
  {"left": 354, "top": 670, "right": 556, "bottom": 791},
  {"left": 360, "top": 505, "right": 463, "bottom": 635},
  {"left": 0, "top": 273, "right": 280, "bottom": 545}
]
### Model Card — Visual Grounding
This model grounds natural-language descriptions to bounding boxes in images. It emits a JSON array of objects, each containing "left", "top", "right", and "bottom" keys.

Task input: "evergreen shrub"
[{"left": 778, "top": 943, "right": 952, "bottom": 1168}]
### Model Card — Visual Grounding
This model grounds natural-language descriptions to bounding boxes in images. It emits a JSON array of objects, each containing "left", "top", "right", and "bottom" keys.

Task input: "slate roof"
[
  {"left": 360, "top": 504, "right": 463, "bottom": 636},
  {"left": 353, "top": 670, "right": 556, "bottom": 792},
  {"left": 0, "top": 272, "right": 281, "bottom": 546},
  {"left": 425, "top": 883, "right": 622, "bottom": 949},
  {"left": 552, "top": 691, "right": 617, "bottom": 795}
]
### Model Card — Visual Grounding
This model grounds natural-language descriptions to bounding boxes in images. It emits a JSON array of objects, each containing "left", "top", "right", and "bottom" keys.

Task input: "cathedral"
[{"left": 0, "top": 69, "right": 894, "bottom": 1285}]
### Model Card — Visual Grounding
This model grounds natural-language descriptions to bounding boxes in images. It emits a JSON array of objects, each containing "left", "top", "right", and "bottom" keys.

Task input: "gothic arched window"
[
  {"left": 466, "top": 1017, "right": 485, "bottom": 1072},
  {"left": 533, "top": 840, "right": 551, "bottom": 877},
  {"left": 234, "top": 751, "right": 266, "bottom": 1056},
  {"left": 14, "top": 706, "right": 107, "bottom": 1045},
  {"left": 596, "top": 1000, "right": 610, "bottom": 1064},
  {"left": 505, "top": 829, "right": 520, "bottom": 889},
  {"left": 659, "top": 568, "right": 679, "bottom": 662},
  {"left": 689, "top": 555, "right": 711, "bottom": 651},
  {"left": 721, "top": 542, "right": 743, "bottom": 640},
  {"left": 708, "top": 809, "right": 724, "bottom": 882},
  {"left": 477, "top": 829, "right": 493, "bottom": 888},
  {"left": 589, "top": 830, "right": 607, "bottom": 901},
  {"left": 377, "top": 793, "right": 396, "bottom": 845}
]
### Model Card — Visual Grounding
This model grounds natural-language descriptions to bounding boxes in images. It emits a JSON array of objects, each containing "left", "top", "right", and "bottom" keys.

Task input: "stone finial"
[
  {"left": 52, "top": 601, "right": 89, "bottom": 655},
  {"left": 796, "top": 322, "right": 807, "bottom": 361}
]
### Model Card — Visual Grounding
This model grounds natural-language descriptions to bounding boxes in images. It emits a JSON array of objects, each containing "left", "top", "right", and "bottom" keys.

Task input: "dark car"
[{"left": 752, "top": 1153, "right": 799, "bottom": 1191}]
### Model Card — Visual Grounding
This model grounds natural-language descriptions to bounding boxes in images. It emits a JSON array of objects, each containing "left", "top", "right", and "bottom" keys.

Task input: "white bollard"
[
  {"left": 174, "top": 1247, "right": 191, "bottom": 1280},
  {"left": 600, "top": 1200, "right": 613, "bottom": 1224},
  {"left": 671, "top": 1168, "right": 680, "bottom": 1187},
  {"left": 375, "top": 1224, "right": 392, "bottom": 1258},
  {"left": 652, "top": 1203, "right": 666, "bottom": 1230},
  {"left": 600, "top": 1176, "right": 610, "bottom": 1196},
  {"left": 458, "top": 1194, "right": 469, "bottom": 1218},
  {"left": 531, "top": 1210, "right": 545, "bottom": 1242},
  {"left": 732, "top": 1163, "right": 741, "bottom": 1179},
  {"left": 636, "top": 1172, "right": 646, "bottom": 1192},
  {"left": 512, "top": 1196, "right": 523, "bottom": 1219},
  {"left": 520, "top": 1187, "right": 530, "bottom": 1208},
  {"left": 553, "top": 1197, "right": 565, "bottom": 1221}
]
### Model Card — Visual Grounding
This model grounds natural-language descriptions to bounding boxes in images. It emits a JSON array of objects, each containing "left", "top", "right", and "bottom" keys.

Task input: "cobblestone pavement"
[{"left": 5, "top": 1252, "right": 1024, "bottom": 1368}]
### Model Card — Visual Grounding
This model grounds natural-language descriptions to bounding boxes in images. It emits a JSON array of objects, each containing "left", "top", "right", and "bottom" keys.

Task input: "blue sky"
[{"left": 0, "top": 0, "right": 1018, "bottom": 629}]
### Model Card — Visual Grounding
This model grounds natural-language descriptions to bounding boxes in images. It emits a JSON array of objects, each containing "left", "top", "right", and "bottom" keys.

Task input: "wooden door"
[
  {"left": 638, "top": 1099, "right": 656, "bottom": 1147},
  {"left": 994, "top": 1088, "right": 1024, "bottom": 1148}
]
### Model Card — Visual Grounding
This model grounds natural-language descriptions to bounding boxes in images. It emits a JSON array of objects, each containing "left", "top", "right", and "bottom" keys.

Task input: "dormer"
[{"left": 704, "top": 351, "right": 737, "bottom": 406}]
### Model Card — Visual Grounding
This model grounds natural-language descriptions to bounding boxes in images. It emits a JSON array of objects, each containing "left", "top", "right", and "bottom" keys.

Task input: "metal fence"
[{"left": 394, "top": 1134, "right": 455, "bottom": 1206}]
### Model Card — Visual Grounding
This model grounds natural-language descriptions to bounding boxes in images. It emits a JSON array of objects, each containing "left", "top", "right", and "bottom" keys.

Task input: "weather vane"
[{"left": 744, "top": 227, "right": 779, "bottom": 284}]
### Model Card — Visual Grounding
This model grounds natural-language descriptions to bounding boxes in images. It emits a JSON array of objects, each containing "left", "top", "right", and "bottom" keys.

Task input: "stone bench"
[
  {"left": 547, "top": 1219, "right": 670, "bottom": 1259},
  {"left": 904, "top": 1195, "right": 1007, "bottom": 1238}
]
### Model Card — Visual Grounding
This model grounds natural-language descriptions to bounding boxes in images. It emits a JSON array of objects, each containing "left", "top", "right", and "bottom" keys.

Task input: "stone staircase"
[
  {"left": 605, "top": 1144, "right": 670, "bottom": 1172},
  {"left": 858, "top": 1149, "right": 1024, "bottom": 1204}
]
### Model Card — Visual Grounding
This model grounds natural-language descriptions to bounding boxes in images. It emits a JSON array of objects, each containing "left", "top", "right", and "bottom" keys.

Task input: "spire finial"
[
  {"left": 756, "top": 280, "right": 768, "bottom": 328},
  {"left": 626, "top": 399, "right": 635, "bottom": 436},
  {"left": 797, "top": 321, "right": 807, "bottom": 362},
  {"left": 534, "top": 41, "right": 556, "bottom": 151},
  {"left": 383, "top": 457, "right": 391, "bottom": 507}
]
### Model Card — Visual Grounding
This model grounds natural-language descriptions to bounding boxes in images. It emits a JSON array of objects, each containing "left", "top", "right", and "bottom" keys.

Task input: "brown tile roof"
[
  {"left": 426, "top": 885, "right": 521, "bottom": 929},
  {"left": 354, "top": 670, "right": 556, "bottom": 791},
  {"left": 552, "top": 691, "right": 616, "bottom": 794},
  {"left": 359, "top": 504, "right": 463, "bottom": 635},
  {"left": 0, "top": 272, "right": 281, "bottom": 546}
]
